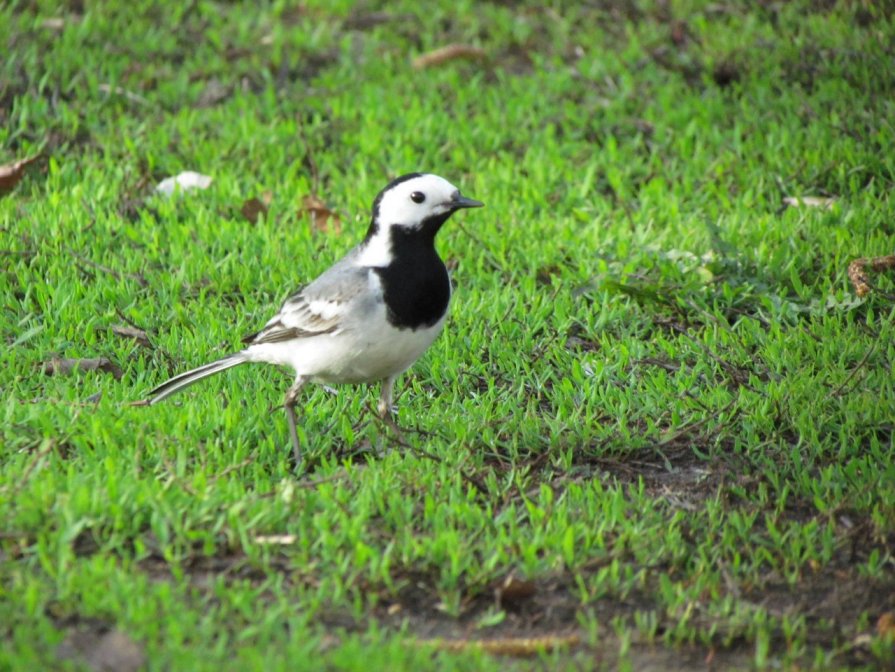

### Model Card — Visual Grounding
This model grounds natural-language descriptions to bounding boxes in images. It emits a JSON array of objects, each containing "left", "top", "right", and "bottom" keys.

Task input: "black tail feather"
[{"left": 146, "top": 354, "right": 247, "bottom": 404}]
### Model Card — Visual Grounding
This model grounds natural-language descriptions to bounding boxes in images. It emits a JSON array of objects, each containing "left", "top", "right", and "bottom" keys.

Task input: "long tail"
[{"left": 146, "top": 354, "right": 248, "bottom": 405}]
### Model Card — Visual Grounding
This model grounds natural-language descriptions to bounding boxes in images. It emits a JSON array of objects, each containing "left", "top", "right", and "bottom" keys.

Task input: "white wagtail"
[{"left": 145, "top": 173, "right": 483, "bottom": 465}]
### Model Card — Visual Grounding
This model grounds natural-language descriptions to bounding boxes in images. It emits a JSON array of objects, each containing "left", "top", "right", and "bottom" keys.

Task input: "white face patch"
[{"left": 375, "top": 174, "right": 460, "bottom": 229}]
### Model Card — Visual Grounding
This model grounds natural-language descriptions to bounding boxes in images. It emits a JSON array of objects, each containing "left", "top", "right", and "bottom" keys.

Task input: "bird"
[{"left": 145, "top": 173, "right": 483, "bottom": 467}]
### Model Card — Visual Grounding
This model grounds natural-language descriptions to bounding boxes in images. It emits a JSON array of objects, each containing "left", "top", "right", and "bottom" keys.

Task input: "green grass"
[{"left": 2, "top": 1, "right": 895, "bottom": 669}]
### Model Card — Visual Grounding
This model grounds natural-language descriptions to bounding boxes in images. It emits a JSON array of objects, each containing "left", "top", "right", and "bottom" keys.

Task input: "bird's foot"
[
  {"left": 376, "top": 400, "right": 398, "bottom": 420},
  {"left": 367, "top": 402, "right": 409, "bottom": 448},
  {"left": 381, "top": 413, "right": 410, "bottom": 448}
]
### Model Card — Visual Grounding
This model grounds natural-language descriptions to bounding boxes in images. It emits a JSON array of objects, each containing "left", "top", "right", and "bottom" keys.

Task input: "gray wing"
[{"left": 241, "top": 252, "right": 373, "bottom": 346}]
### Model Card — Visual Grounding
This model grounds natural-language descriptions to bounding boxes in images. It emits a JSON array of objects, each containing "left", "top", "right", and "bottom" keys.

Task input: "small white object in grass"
[
  {"left": 254, "top": 534, "right": 297, "bottom": 545},
  {"left": 279, "top": 478, "right": 295, "bottom": 503},
  {"left": 41, "top": 17, "right": 66, "bottom": 31},
  {"left": 155, "top": 171, "right": 213, "bottom": 196},
  {"left": 98, "top": 83, "right": 151, "bottom": 106},
  {"left": 783, "top": 195, "right": 836, "bottom": 210}
]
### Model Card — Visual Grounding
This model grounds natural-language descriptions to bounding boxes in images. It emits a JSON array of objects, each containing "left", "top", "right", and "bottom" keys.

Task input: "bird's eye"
[{"left": 410, "top": 191, "right": 426, "bottom": 204}]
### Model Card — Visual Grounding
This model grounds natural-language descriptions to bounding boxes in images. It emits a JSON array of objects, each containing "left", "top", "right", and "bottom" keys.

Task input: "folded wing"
[{"left": 241, "top": 262, "right": 372, "bottom": 346}]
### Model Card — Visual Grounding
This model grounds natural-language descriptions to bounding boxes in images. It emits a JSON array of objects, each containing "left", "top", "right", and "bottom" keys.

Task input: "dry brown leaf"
[
  {"left": 783, "top": 195, "right": 836, "bottom": 210},
  {"left": 848, "top": 260, "right": 870, "bottom": 297},
  {"left": 494, "top": 573, "right": 537, "bottom": 608},
  {"left": 241, "top": 192, "right": 273, "bottom": 224},
  {"left": 0, "top": 155, "right": 42, "bottom": 195},
  {"left": 57, "top": 628, "right": 145, "bottom": 672},
  {"left": 110, "top": 325, "right": 151, "bottom": 347},
  {"left": 43, "top": 357, "right": 123, "bottom": 380},
  {"left": 418, "top": 634, "right": 579, "bottom": 657},
  {"left": 301, "top": 194, "right": 341, "bottom": 234},
  {"left": 877, "top": 612, "right": 895, "bottom": 640},
  {"left": 196, "top": 78, "right": 231, "bottom": 108},
  {"left": 848, "top": 254, "right": 895, "bottom": 297},
  {"left": 670, "top": 19, "right": 689, "bottom": 46},
  {"left": 413, "top": 44, "right": 488, "bottom": 70}
]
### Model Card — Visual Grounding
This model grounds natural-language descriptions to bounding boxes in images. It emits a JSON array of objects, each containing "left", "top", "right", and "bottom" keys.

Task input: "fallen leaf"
[
  {"left": 196, "top": 78, "right": 231, "bottom": 108},
  {"left": 57, "top": 628, "right": 145, "bottom": 672},
  {"left": 300, "top": 194, "right": 341, "bottom": 234},
  {"left": 783, "top": 195, "right": 836, "bottom": 210},
  {"left": 494, "top": 574, "right": 537, "bottom": 608},
  {"left": 254, "top": 534, "right": 297, "bottom": 545},
  {"left": 155, "top": 171, "right": 212, "bottom": 196},
  {"left": 241, "top": 192, "right": 273, "bottom": 224},
  {"left": 110, "top": 325, "right": 151, "bottom": 347},
  {"left": 848, "top": 260, "right": 871, "bottom": 297},
  {"left": 670, "top": 19, "right": 689, "bottom": 46},
  {"left": 877, "top": 612, "right": 895, "bottom": 639},
  {"left": 852, "top": 633, "right": 873, "bottom": 646},
  {"left": 413, "top": 44, "right": 488, "bottom": 70},
  {"left": 41, "top": 17, "right": 67, "bottom": 31},
  {"left": 417, "top": 634, "right": 579, "bottom": 657},
  {"left": 849, "top": 254, "right": 895, "bottom": 297},
  {"left": 0, "top": 155, "right": 42, "bottom": 195},
  {"left": 43, "top": 357, "right": 123, "bottom": 380}
]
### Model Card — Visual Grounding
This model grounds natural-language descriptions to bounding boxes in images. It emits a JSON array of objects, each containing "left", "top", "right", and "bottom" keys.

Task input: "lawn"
[{"left": 2, "top": 1, "right": 894, "bottom": 669}]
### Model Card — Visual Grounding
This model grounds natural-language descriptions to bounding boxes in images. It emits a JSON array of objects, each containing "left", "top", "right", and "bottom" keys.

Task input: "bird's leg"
[
  {"left": 284, "top": 377, "right": 306, "bottom": 469},
  {"left": 377, "top": 375, "right": 397, "bottom": 420},
  {"left": 376, "top": 375, "right": 408, "bottom": 447}
]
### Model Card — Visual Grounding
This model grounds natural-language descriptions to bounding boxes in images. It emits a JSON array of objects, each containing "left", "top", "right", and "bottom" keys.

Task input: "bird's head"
[{"left": 368, "top": 173, "right": 483, "bottom": 239}]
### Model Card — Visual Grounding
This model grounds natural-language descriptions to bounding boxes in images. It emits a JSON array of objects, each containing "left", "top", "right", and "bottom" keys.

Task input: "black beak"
[{"left": 450, "top": 192, "right": 484, "bottom": 210}]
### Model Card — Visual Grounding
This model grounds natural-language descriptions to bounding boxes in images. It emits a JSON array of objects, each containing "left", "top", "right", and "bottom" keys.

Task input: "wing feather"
[{"left": 241, "top": 262, "right": 372, "bottom": 346}]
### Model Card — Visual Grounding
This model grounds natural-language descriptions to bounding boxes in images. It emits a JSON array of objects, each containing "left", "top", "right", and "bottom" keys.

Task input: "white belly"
[{"left": 245, "top": 315, "right": 447, "bottom": 384}]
